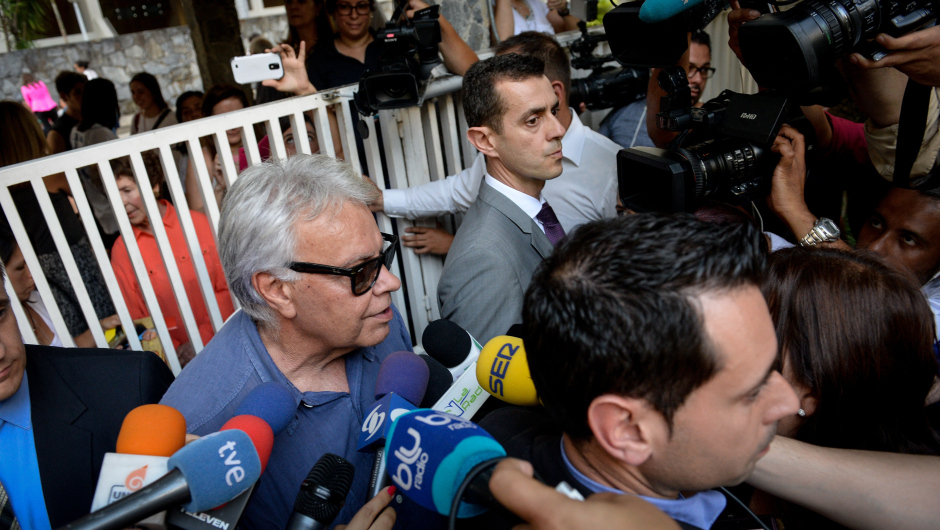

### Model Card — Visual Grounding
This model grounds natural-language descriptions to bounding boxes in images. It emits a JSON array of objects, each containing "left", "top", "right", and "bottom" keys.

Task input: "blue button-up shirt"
[
  {"left": 0, "top": 373, "right": 51, "bottom": 530},
  {"left": 561, "top": 439, "right": 727, "bottom": 530},
  {"left": 160, "top": 308, "right": 412, "bottom": 529}
]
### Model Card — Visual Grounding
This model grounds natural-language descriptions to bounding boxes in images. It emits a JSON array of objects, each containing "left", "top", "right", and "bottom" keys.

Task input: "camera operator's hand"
[
  {"left": 769, "top": 125, "right": 850, "bottom": 250},
  {"left": 489, "top": 458, "right": 681, "bottom": 530},
  {"left": 263, "top": 42, "right": 317, "bottom": 96},
  {"left": 402, "top": 225, "right": 454, "bottom": 255},
  {"left": 727, "top": 0, "right": 761, "bottom": 67},
  {"left": 403, "top": 0, "right": 478, "bottom": 76},
  {"left": 849, "top": 26, "right": 940, "bottom": 87}
]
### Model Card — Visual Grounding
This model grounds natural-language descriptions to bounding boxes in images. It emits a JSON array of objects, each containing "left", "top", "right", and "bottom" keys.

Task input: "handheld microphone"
[
  {"left": 360, "top": 351, "right": 429, "bottom": 498},
  {"left": 384, "top": 409, "right": 506, "bottom": 518},
  {"left": 89, "top": 405, "right": 187, "bottom": 523},
  {"left": 638, "top": 0, "right": 709, "bottom": 23},
  {"left": 165, "top": 383, "right": 294, "bottom": 530},
  {"left": 418, "top": 354, "right": 454, "bottom": 408},
  {"left": 422, "top": 319, "right": 483, "bottom": 379},
  {"left": 233, "top": 381, "right": 296, "bottom": 435},
  {"left": 476, "top": 336, "right": 539, "bottom": 406},
  {"left": 59, "top": 430, "right": 262, "bottom": 530},
  {"left": 286, "top": 453, "right": 356, "bottom": 530}
]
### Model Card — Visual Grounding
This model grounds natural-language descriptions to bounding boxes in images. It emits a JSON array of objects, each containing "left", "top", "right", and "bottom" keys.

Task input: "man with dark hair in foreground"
[{"left": 482, "top": 214, "right": 799, "bottom": 530}]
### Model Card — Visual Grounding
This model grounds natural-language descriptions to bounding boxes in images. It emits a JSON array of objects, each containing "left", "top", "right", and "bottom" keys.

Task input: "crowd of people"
[{"left": 2, "top": 2, "right": 940, "bottom": 530}]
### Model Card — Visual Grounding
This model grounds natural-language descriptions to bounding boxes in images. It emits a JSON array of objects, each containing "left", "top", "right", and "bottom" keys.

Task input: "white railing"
[
  {"left": 0, "top": 74, "right": 479, "bottom": 375},
  {"left": 0, "top": 29, "right": 606, "bottom": 375}
]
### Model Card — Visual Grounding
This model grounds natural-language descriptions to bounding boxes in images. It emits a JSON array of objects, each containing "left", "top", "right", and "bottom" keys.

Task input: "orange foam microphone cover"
[
  {"left": 221, "top": 414, "right": 275, "bottom": 474},
  {"left": 116, "top": 404, "right": 187, "bottom": 457}
]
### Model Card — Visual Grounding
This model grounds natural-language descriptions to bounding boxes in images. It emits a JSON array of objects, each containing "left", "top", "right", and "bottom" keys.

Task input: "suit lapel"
[
  {"left": 478, "top": 183, "right": 554, "bottom": 259},
  {"left": 26, "top": 347, "right": 93, "bottom": 527}
]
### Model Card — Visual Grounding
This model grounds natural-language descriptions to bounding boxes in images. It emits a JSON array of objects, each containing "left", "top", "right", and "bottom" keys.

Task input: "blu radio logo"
[{"left": 109, "top": 465, "right": 149, "bottom": 502}]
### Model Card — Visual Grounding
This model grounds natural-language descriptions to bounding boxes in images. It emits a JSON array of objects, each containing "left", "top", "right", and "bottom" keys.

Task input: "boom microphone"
[
  {"left": 360, "top": 351, "right": 429, "bottom": 498},
  {"left": 422, "top": 319, "right": 483, "bottom": 379},
  {"left": 286, "top": 453, "right": 356, "bottom": 530},
  {"left": 384, "top": 409, "right": 507, "bottom": 518},
  {"left": 476, "top": 336, "right": 539, "bottom": 406},
  {"left": 89, "top": 405, "right": 187, "bottom": 524},
  {"left": 59, "top": 430, "right": 262, "bottom": 530},
  {"left": 638, "top": 0, "right": 710, "bottom": 23}
]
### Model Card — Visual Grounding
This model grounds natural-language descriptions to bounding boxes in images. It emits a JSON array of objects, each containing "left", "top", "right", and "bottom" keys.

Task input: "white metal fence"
[
  {"left": 0, "top": 28, "right": 645, "bottom": 376},
  {"left": 0, "top": 73, "right": 479, "bottom": 375}
]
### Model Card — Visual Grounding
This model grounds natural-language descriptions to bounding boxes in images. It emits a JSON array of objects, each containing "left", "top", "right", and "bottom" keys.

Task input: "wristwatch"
[
  {"left": 799, "top": 217, "right": 840, "bottom": 247},
  {"left": 557, "top": 4, "right": 570, "bottom": 16}
]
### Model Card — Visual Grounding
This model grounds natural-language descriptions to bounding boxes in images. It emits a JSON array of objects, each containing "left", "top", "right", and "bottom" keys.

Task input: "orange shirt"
[{"left": 111, "top": 200, "right": 235, "bottom": 348}]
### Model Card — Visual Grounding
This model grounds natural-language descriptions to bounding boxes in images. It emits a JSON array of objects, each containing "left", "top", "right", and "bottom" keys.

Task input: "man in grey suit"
[{"left": 438, "top": 53, "right": 567, "bottom": 342}]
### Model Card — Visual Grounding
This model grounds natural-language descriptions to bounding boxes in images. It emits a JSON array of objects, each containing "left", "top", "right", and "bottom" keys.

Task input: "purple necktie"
[{"left": 536, "top": 202, "right": 566, "bottom": 246}]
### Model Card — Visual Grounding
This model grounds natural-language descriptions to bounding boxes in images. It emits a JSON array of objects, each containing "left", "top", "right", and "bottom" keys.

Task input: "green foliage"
[{"left": 0, "top": 0, "right": 50, "bottom": 50}]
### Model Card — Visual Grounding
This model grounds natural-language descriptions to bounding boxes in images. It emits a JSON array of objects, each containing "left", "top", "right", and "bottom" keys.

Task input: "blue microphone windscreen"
[
  {"left": 385, "top": 410, "right": 506, "bottom": 518},
  {"left": 375, "top": 351, "right": 429, "bottom": 405},
  {"left": 422, "top": 319, "right": 473, "bottom": 368},
  {"left": 168, "top": 430, "right": 262, "bottom": 512},
  {"left": 234, "top": 382, "right": 296, "bottom": 435},
  {"left": 639, "top": 0, "right": 705, "bottom": 23}
]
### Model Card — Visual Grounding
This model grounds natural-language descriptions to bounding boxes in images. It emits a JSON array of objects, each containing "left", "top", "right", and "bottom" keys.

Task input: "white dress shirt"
[
  {"left": 383, "top": 110, "right": 620, "bottom": 233},
  {"left": 484, "top": 174, "right": 548, "bottom": 233}
]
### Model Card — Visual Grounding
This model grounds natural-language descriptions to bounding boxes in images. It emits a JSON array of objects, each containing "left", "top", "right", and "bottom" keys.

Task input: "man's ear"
[
  {"left": 587, "top": 394, "right": 661, "bottom": 467},
  {"left": 467, "top": 126, "right": 499, "bottom": 159},
  {"left": 251, "top": 271, "right": 297, "bottom": 320},
  {"left": 550, "top": 79, "right": 566, "bottom": 107}
]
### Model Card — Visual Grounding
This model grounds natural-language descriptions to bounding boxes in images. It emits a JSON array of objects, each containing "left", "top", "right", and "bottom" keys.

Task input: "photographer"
[{"left": 600, "top": 30, "right": 713, "bottom": 149}]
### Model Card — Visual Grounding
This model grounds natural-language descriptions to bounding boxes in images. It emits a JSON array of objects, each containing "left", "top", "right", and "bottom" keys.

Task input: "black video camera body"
[
  {"left": 618, "top": 68, "right": 807, "bottom": 213},
  {"left": 568, "top": 22, "right": 650, "bottom": 110},
  {"left": 355, "top": 3, "right": 442, "bottom": 116},
  {"left": 739, "top": 0, "right": 938, "bottom": 92}
]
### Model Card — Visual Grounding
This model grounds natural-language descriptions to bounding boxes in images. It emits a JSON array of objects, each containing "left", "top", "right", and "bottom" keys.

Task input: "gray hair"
[{"left": 218, "top": 154, "right": 379, "bottom": 326}]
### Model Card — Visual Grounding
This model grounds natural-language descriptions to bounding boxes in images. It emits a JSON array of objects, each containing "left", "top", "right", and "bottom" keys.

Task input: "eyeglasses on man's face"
[
  {"left": 335, "top": 2, "right": 372, "bottom": 15},
  {"left": 688, "top": 65, "right": 716, "bottom": 79},
  {"left": 288, "top": 233, "right": 398, "bottom": 296}
]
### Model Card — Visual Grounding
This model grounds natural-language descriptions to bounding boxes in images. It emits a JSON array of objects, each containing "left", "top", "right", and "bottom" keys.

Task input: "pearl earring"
[{"left": 797, "top": 408, "right": 806, "bottom": 417}]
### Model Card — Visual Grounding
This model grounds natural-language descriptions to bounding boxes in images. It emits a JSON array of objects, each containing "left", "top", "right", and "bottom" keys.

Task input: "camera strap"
[{"left": 893, "top": 79, "right": 938, "bottom": 189}]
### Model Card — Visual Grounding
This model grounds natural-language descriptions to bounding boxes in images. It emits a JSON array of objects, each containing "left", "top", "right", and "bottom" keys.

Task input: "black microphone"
[
  {"left": 285, "top": 453, "right": 356, "bottom": 530},
  {"left": 422, "top": 319, "right": 483, "bottom": 379},
  {"left": 419, "top": 353, "right": 454, "bottom": 408}
]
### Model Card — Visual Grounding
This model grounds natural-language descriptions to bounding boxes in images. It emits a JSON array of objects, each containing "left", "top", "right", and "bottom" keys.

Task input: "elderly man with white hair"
[{"left": 161, "top": 154, "right": 410, "bottom": 528}]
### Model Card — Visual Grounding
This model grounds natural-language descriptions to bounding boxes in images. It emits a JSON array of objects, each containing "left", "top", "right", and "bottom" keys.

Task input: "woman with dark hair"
[
  {"left": 0, "top": 100, "right": 119, "bottom": 346},
  {"left": 756, "top": 247, "right": 940, "bottom": 527},
  {"left": 175, "top": 90, "right": 204, "bottom": 124},
  {"left": 70, "top": 78, "right": 121, "bottom": 245},
  {"left": 184, "top": 84, "right": 251, "bottom": 213},
  {"left": 130, "top": 72, "right": 178, "bottom": 134}
]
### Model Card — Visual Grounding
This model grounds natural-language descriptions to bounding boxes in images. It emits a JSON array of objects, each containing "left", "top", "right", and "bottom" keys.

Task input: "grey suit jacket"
[{"left": 437, "top": 182, "right": 554, "bottom": 343}]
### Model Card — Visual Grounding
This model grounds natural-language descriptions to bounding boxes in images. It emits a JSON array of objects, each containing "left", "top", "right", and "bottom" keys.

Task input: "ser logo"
[
  {"left": 487, "top": 341, "right": 520, "bottom": 397},
  {"left": 740, "top": 112, "right": 758, "bottom": 120}
]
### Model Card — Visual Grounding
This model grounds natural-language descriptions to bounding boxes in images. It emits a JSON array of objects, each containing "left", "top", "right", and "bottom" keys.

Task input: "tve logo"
[{"left": 218, "top": 441, "right": 247, "bottom": 486}]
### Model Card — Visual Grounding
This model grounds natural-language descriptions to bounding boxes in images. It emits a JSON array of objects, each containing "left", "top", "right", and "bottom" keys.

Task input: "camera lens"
[{"left": 738, "top": 0, "right": 881, "bottom": 91}]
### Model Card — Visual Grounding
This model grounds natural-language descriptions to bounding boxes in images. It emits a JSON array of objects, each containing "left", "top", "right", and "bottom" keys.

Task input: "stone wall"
[
  {"left": 0, "top": 2, "right": 491, "bottom": 115},
  {"left": 0, "top": 26, "right": 203, "bottom": 115}
]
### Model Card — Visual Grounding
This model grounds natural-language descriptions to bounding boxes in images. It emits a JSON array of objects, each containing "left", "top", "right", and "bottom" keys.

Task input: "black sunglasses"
[{"left": 289, "top": 233, "right": 398, "bottom": 296}]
